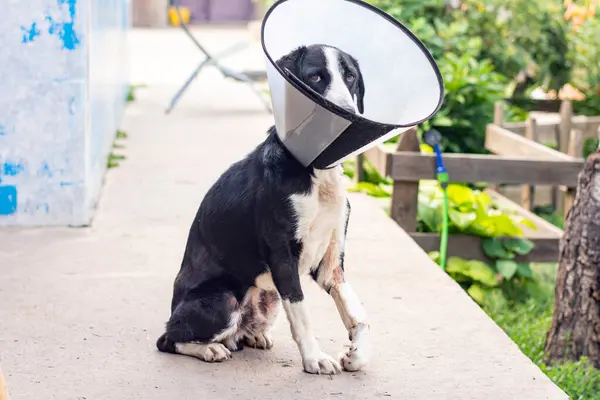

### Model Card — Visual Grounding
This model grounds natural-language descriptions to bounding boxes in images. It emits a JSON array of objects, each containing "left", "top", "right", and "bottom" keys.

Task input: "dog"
[{"left": 156, "top": 44, "right": 371, "bottom": 375}]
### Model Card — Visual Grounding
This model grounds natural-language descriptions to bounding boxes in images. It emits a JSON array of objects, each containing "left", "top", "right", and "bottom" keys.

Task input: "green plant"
[
  {"left": 533, "top": 205, "right": 565, "bottom": 229},
  {"left": 126, "top": 84, "right": 147, "bottom": 103},
  {"left": 429, "top": 253, "right": 500, "bottom": 304},
  {"left": 366, "top": 0, "right": 600, "bottom": 154},
  {"left": 108, "top": 129, "right": 128, "bottom": 168},
  {"left": 345, "top": 158, "right": 535, "bottom": 237},
  {"left": 417, "top": 180, "right": 534, "bottom": 236}
]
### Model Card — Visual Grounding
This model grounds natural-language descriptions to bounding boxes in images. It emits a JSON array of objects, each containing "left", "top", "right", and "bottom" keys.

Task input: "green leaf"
[
  {"left": 445, "top": 257, "right": 498, "bottom": 287},
  {"left": 428, "top": 251, "right": 441, "bottom": 264},
  {"left": 482, "top": 238, "right": 514, "bottom": 259},
  {"left": 342, "top": 160, "right": 355, "bottom": 179},
  {"left": 433, "top": 115, "right": 453, "bottom": 126},
  {"left": 447, "top": 184, "right": 476, "bottom": 206},
  {"left": 496, "top": 260, "right": 519, "bottom": 280},
  {"left": 516, "top": 263, "right": 533, "bottom": 278},
  {"left": 418, "top": 201, "right": 444, "bottom": 232},
  {"left": 449, "top": 209, "right": 477, "bottom": 230},
  {"left": 503, "top": 238, "right": 535, "bottom": 255},
  {"left": 464, "top": 260, "right": 499, "bottom": 287},
  {"left": 362, "top": 159, "right": 386, "bottom": 185},
  {"left": 467, "top": 284, "right": 488, "bottom": 305}
]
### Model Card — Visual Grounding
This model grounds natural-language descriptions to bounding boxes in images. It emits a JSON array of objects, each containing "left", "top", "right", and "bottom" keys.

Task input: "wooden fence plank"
[
  {"left": 411, "top": 233, "right": 560, "bottom": 263},
  {"left": 355, "top": 154, "right": 365, "bottom": 182},
  {"left": 390, "top": 128, "right": 420, "bottom": 232},
  {"left": 485, "top": 124, "right": 577, "bottom": 160},
  {"left": 503, "top": 116, "right": 600, "bottom": 139},
  {"left": 389, "top": 153, "right": 582, "bottom": 186}
]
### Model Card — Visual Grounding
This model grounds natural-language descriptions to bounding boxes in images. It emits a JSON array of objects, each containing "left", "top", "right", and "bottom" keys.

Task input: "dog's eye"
[
  {"left": 345, "top": 73, "right": 356, "bottom": 82},
  {"left": 309, "top": 75, "right": 321, "bottom": 83}
]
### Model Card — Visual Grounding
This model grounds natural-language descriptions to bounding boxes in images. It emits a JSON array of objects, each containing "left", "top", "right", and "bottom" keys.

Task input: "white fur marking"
[
  {"left": 291, "top": 167, "right": 346, "bottom": 277},
  {"left": 212, "top": 310, "right": 242, "bottom": 342},
  {"left": 337, "top": 282, "right": 367, "bottom": 325},
  {"left": 340, "top": 323, "right": 371, "bottom": 372},
  {"left": 254, "top": 271, "right": 277, "bottom": 291},
  {"left": 282, "top": 299, "right": 341, "bottom": 374},
  {"left": 174, "top": 342, "right": 231, "bottom": 362},
  {"left": 323, "top": 47, "right": 357, "bottom": 112}
]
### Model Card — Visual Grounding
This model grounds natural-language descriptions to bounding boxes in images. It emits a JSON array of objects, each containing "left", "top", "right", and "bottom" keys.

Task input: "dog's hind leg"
[
  {"left": 156, "top": 288, "right": 243, "bottom": 362},
  {"left": 237, "top": 287, "right": 280, "bottom": 349}
]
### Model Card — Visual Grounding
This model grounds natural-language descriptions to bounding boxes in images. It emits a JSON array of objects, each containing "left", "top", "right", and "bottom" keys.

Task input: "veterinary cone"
[{"left": 261, "top": 0, "right": 444, "bottom": 169}]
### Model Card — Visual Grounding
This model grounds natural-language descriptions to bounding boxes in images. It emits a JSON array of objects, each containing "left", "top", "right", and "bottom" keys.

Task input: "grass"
[
  {"left": 126, "top": 83, "right": 147, "bottom": 103},
  {"left": 107, "top": 130, "right": 128, "bottom": 169},
  {"left": 483, "top": 263, "right": 600, "bottom": 400}
]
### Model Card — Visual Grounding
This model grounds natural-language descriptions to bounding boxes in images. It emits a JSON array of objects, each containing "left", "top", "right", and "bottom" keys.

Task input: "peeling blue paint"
[
  {"left": 59, "top": 181, "right": 81, "bottom": 187},
  {"left": 22, "top": 200, "right": 49, "bottom": 214},
  {"left": 0, "top": 124, "right": 5, "bottom": 136},
  {"left": 47, "top": 0, "right": 80, "bottom": 51},
  {"left": 3, "top": 162, "right": 24, "bottom": 177},
  {"left": 22, "top": 0, "right": 80, "bottom": 51},
  {"left": 38, "top": 162, "right": 53, "bottom": 178},
  {"left": 0, "top": 186, "right": 18, "bottom": 216},
  {"left": 21, "top": 23, "right": 41, "bottom": 43},
  {"left": 68, "top": 96, "right": 76, "bottom": 115}
]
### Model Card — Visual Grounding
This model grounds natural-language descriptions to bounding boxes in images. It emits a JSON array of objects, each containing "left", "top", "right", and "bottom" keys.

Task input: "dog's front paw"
[
  {"left": 302, "top": 352, "right": 342, "bottom": 375},
  {"left": 340, "top": 324, "right": 371, "bottom": 372},
  {"left": 340, "top": 343, "right": 369, "bottom": 372},
  {"left": 244, "top": 332, "right": 274, "bottom": 349}
]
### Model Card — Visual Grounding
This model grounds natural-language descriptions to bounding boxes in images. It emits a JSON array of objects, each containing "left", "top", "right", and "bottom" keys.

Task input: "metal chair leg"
[
  {"left": 165, "top": 59, "right": 210, "bottom": 114},
  {"left": 166, "top": 5, "right": 271, "bottom": 114}
]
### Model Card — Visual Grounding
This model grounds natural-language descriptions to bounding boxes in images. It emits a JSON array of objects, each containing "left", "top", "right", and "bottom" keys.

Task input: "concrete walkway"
[{"left": 0, "top": 27, "right": 566, "bottom": 400}]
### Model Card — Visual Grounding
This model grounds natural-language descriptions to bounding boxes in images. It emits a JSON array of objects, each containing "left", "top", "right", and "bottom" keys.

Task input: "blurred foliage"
[{"left": 366, "top": 0, "right": 600, "bottom": 153}]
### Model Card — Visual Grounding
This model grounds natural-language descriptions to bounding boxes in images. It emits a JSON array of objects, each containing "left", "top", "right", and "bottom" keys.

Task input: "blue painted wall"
[{"left": 0, "top": 0, "right": 130, "bottom": 226}]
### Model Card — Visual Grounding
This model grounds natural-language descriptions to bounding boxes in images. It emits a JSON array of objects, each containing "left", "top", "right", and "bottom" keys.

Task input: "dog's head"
[{"left": 276, "top": 45, "right": 365, "bottom": 114}]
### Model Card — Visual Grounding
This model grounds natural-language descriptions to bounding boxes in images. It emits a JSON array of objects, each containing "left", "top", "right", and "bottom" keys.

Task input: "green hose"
[
  {"left": 440, "top": 185, "right": 449, "bottom": 271},
  {"left": 438, "top": 171, "right": 449, "bottom": 271},
  {"left": 424, "top": 129, "right": 449, "bottom": 271}
]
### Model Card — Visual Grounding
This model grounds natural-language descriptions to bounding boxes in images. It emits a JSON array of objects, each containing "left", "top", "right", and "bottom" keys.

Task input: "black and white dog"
[{"left": 157, "top": 44, "right": 371, "bottom": 375}]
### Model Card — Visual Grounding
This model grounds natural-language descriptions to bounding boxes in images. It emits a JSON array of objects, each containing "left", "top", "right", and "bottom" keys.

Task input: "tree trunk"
[{"left": 544, "top": 151, "right": 600, "bottom": 368}]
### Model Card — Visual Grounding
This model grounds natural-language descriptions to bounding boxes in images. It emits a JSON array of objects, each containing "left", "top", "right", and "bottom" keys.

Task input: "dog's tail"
[{"left": 156, "top": 333, "right": 177, "bottom": 354}]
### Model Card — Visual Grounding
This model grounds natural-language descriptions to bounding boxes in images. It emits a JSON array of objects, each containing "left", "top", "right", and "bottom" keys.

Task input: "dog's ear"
[
  {"left": 356, "top": 69, "right": 365, "bottom": 114},
  {"left": 275, "top": 46, "right": 307, "bottom": 76}
]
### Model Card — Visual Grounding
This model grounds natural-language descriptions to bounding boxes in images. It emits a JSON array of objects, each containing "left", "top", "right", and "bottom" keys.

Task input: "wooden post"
[
  {"left": 568, "top": 128, "right": 583, "bottom": 159},
  {"left": 556, "top": 100, "right": 574, "bottom": 216},
  {"left": 355, "top": 154, "right": 365, "bottom": 183},
  {"left": 545, "top": 150, "right": 600, "bottom": 368},
  {"left": 559, "top": 100, "right": 573, "bottom": 153},
  {"left": 521, "top": 117, "right": 538, "bottom": 210},
  {"left": 493, "top": 101, "right": 505, "bottom": 127},
  {"left": 561, "top": 129, "right": 583, "bottom": 219},
  {"left": 490, "top": 102, "right": 505, "bottom": 193},
  {"left": 390, "top": 128, "right": 420, "bottom": 232}
]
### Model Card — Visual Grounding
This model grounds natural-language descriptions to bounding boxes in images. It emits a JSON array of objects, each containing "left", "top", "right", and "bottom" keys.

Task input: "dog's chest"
[{"left": 290, "top": 168, "right": 347, "bottom": 275}]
